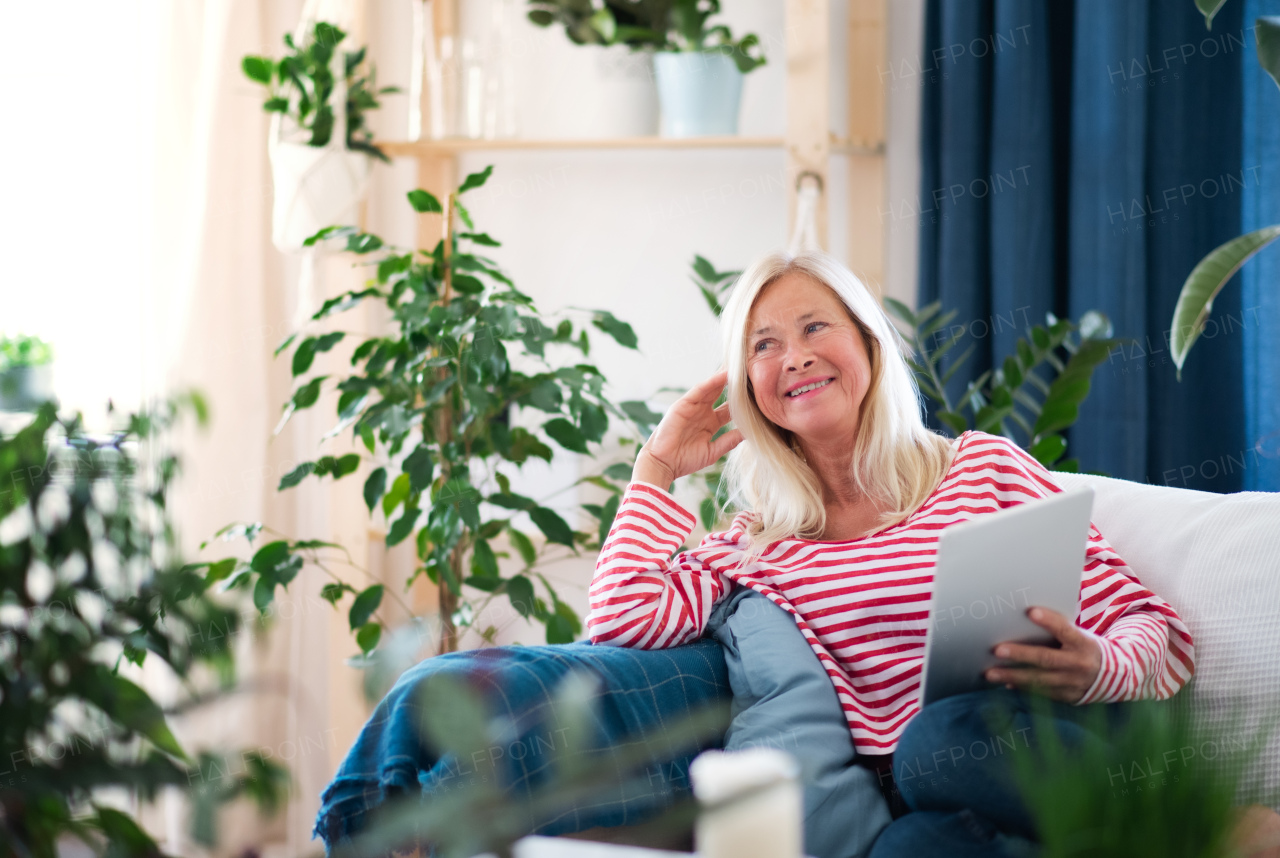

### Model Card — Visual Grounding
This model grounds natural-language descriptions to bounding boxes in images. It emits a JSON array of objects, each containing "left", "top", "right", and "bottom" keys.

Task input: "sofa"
[{"left": 314, "top": 472, "right": 1280, "bottom": 856}]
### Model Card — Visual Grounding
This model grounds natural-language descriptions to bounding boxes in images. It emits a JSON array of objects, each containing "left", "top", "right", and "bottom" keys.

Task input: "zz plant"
[{"left": 212, "top": 166, "right": 655, "bottom": 657}]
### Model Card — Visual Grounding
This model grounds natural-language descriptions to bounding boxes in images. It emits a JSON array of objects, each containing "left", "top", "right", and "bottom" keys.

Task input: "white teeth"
[{"left": 787, "top": 378, "right": 832, "bottom": 397}]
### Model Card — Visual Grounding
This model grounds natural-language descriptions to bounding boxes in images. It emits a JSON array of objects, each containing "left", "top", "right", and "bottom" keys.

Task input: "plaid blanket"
[{"left": 313, "top": 640, "right": 731, "bottom": 849}]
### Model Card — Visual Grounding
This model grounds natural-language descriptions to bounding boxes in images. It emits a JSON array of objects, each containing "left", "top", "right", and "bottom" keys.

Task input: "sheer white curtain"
[
  {"left": 152, "top": 2, "right": 373, "bottom": 854},
  {"left": 5, "top": 0, "right": 366, "bottom": 853}
]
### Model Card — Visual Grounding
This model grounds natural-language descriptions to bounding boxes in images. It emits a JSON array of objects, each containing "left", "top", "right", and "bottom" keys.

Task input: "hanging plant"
[{"left": 242, "top": 21, "right": 397, "bottom": 163}]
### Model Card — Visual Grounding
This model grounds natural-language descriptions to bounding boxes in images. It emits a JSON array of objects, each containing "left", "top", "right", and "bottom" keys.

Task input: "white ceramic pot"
[
  {"left": 535, "top": 44, "right": 659, "bottom": 139},
  {"left": 0, "top": 364, "right": 55, "bottom": 412},
  {"left": 653, "top": 50, "right": 744, "bottom": 137}
]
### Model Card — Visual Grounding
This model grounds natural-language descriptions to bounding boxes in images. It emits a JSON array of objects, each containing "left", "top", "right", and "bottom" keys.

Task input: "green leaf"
[
  {"left": 242, "top": 55, "right": 274, "bottom": 84},
  {"left": 346, "top": 232, "right": 384, "bottom": 254},
  {"left": 356, "top": 622, "right": 381, "bottom": 653},
  {"left": 349, "top": 584, "right": 384, "bottom": 628},
  {"left": 264, "top": 96, "right": 289, "bottom": 112},
  {"left": 579, "top": 402, "right": 608, "bottom": 443},
  {"left": 597, "top": 492, "right": 621, "bottom": 545},
  {"left": 1027, "top": 434, "right": 1068, "bottom": 467},
  {"left": 458, "top": 165, "right": 494, "bottom": 193},
  {"left": 530, "top": 507, "right": 574, "bottom": 548},
  {"left": 386, "top": 506, "right": 421, "bottom": 546},
  {"left": 105, "top": 675, "right": 189, "bottom": 762},
  {"left": 452, "top": 274, "right": 485, "bottom": 295},
  {"left": 250, "top": 540, "right": 291, "bottom": 573},
  {"left": 404, "top": 445, "right": 435, "bottom": 492},
  {"left": 592, "top": 310, "right": 639, "bottom": 349},
  {"left": 543, "top": 417, "right": 589, "bottom": 453},
  {"left": 290, "top": 375, "right": 328, "bottom": 410},
  {"left": 460, "top": 231, "right": 501, "bottom": 246},
  {"left": 377, "top": 253, "right": 413, "bottom": 283},
  {"left": 279, "top": 461, "right": 316, "bottom": 490},
  {"left": 320, "top": 582, "right": 348, "bottom": 604},
  {"left": 454, "top": 198, "right": 474, "bottom": 229},
  {"left": 882, "top": 296, "right": 917, "bottom": 327},
  {"left": 621, "top": 400, "right": 663, "bottom": 430},
  {"left": 471, "top": 539, "right": 499, "bottom": 579},
  {"left": 332, "top": 453, "right": 360, "bottom": 479},
  {"left": 204, "top": 558, "right": 238, "bottom": 584},
  {"left": 1194, "top": 0, "right": 1230, "bottom": 29},
  {"left": 1170, "top": 225, "right": 1280, "bottom": 376},
  {"left": 407, "top": 188, "right": 442, "bottom": 213},
  {"left": 488, "top": 491, "right": 537, "bottom": 511},
  {"left": 253, "top": 576, "right": 276, "bottom": 612},
  {"left": 604, "top": 461, "right": 633, "bottom": 482},
  {"left": 1258, "top": 17, "right": 1280, "bottom": 92},
  {"left": 505, "top": 574, "right": 536, "bottom": 617},
  {"left": 382, "top": 472, "right": 411, "bottom": 516},
  {"left": 508, "top": 527, "right": 537, "bottom": 565}
]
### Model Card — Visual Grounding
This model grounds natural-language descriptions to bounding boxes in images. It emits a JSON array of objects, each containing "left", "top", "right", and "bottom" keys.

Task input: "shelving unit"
[
  {"left": 390, "top": 0, "right": 888, "bottom": 284},
  {"left": 322, "top": 0, "right": 892, "bottom": 766}
]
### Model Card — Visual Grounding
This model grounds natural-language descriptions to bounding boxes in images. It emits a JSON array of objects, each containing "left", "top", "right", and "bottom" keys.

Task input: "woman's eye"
[
  {"left": 806, "top": 322, "right": 826, "bottom": 334},
  {"left": 754, "top": 340, "right": 770, "bottom": 352}
]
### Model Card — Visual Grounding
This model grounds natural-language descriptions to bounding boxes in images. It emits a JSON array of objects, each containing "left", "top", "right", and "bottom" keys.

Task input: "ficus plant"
[
  {"left": 241, "top": 21, "right": 398, "bottom": 162},
  {"left": 204, "top": 165, "right": 661, "bottom": 658},
  {"left": 0, "top": 400, "right": 287, "bottom": 856}
]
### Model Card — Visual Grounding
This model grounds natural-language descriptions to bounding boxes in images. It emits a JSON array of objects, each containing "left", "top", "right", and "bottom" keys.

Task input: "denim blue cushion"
[{"left": 707, "top": 586, "right": 893, "bottom": 858}]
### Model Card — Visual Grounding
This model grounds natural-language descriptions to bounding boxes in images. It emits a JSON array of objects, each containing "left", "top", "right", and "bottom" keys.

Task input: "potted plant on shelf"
[
  {"left": 0, "top": 333, "right": 54, "bottom": 412},
  {"left": 243, "top": 20, "right": 398, "bottom": 252},
  {"left": 527, "top": 0, "right": 766, "bottom": 138}
]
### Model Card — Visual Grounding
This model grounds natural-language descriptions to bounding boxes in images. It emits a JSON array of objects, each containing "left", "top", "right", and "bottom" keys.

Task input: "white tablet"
[{"left": 918, "top": 487, "right": 1095, "bottom": 706}]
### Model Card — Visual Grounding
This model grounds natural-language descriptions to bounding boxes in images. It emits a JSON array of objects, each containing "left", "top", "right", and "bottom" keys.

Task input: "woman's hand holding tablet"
[{"left": 985, "top": 607, "right": 1103, "bottom": 703}]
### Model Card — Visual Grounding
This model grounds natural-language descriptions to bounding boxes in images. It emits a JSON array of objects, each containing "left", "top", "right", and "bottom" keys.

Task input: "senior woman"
[{"left": 587, "top": 249, "right": 1195, "bottom": 856}]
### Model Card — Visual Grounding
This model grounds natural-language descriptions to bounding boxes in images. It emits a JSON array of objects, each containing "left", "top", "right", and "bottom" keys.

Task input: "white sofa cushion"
[{"left": 1054, "top": 472, "right": 1280, "bottom": 807}]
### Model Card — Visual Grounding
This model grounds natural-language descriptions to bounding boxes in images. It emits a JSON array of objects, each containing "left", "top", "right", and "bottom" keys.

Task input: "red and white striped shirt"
[{"left": 587, "top": 431, "right": 1196, "bottom": 754}]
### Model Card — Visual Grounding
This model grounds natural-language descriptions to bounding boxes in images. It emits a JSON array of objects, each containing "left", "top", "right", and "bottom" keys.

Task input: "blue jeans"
[{"left": 867, "top": 688, "right": 1133, "bottom": 858}]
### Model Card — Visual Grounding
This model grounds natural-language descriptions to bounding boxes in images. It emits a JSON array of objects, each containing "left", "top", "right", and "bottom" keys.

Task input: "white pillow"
[{"left": 1054, "top": 472, "right": 1280, "bottom": 808}]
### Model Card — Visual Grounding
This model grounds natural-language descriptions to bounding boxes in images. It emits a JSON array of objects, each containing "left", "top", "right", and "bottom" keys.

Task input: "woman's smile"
[{"left": 785, "top": 376, "right": 836, "bottom": 401}]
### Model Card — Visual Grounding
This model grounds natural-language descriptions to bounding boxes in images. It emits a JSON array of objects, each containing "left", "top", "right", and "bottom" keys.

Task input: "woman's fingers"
[
  {"left": 713, "top": 402, "right": 733, "bottom": 426},
  {"left": 710, "top": 428, "right": 744, "bottom": 461},
  {"left": 994, "top": 642, "right": 1075, "bottom": 670}
]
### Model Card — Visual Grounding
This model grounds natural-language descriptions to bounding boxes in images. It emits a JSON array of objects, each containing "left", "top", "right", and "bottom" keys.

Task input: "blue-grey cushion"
[{"left": 707, "top": 586, "right": 893, "bottom": 858}]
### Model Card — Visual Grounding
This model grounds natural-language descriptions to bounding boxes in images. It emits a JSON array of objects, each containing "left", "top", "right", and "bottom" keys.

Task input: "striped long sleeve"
[
  {"left": 586, "top": 433, "right": 1195, "bottom": 753},
  {"left": 986, "top": 437, "right": 1196, "bottom": 704},
  {"left": 587, "top": 481, "right": 741, "bottom": 649}
]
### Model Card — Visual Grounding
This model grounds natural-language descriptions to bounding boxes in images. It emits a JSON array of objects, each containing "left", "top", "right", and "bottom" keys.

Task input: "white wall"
[{"left": 357, "top": 0, "right": 906, "bottom": 646}]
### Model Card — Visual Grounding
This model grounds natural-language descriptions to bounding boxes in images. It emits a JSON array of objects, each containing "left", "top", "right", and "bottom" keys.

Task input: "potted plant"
[
  {"left": 202, "top": 165, "right": 659, "bottom": 661},
  {"left": 0, "top": 333, "right": 54, "bottom": 412},
  {"left": 0, "top": 401, "right": 287, "bottom": 854},
  {"left": 242, "top": 21, "right": 398, "bottom": 252},
  {"left": 527, "top": 0, "right": 766, "bottom": 137}
]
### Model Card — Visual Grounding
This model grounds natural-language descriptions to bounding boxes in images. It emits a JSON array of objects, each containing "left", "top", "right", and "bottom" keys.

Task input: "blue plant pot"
[{"left": 653, "top": 51, "right": 744, "bottom": 138}]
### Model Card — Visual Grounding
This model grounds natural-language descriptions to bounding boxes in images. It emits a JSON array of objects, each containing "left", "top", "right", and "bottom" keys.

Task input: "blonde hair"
[{"left": 719, "top": 249, "right": 955, "bottom": 561}]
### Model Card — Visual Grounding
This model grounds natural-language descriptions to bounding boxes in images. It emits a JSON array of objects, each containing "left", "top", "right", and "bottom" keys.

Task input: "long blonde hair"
[{"left": 719, "top": 249, "right": 954, "bottom": 560}]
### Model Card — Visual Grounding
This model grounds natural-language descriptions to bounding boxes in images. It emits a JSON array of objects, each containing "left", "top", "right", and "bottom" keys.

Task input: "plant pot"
[
  {"left": 653, "top": 51, "right": 743, "bottom": 138},
  {"left": 270, "top": 140, "right": 372, "bottom": 252},
  {"left": 536, "top": 44, "right": 659, "bottom": 139},
  {"left": 0, "top": 363, "right": 54, "bottom": 412}
]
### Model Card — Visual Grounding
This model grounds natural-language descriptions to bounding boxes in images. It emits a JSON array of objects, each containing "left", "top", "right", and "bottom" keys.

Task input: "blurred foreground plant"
[
  {"left": 330, "top": 670, "right": 729, "bottom": 858},
  {"left": 0, "top": 401, "right": 287, "bottom": 856},
  {"left": 1009, "top": 694, "right": 1277, "bottom": 857}
]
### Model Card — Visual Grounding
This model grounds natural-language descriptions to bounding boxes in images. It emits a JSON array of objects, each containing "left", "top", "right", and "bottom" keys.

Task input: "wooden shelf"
[{"left": 379, "top": 135, "right": 883, "bottom": 157}]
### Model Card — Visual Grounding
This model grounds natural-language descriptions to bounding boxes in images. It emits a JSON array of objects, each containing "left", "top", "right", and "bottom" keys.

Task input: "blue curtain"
[{"left": 918, "top": 0, "right": 1280, "bottom": 492}]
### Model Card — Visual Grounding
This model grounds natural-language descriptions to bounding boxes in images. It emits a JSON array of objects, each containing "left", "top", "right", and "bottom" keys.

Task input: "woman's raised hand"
[{"left": 633, "top": 369, "right": 744, "bottom": 489}]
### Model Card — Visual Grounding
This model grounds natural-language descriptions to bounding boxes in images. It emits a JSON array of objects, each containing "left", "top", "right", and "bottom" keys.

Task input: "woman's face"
[{"left": 744, "top": 272, "right": 872, "bottom": 448}]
